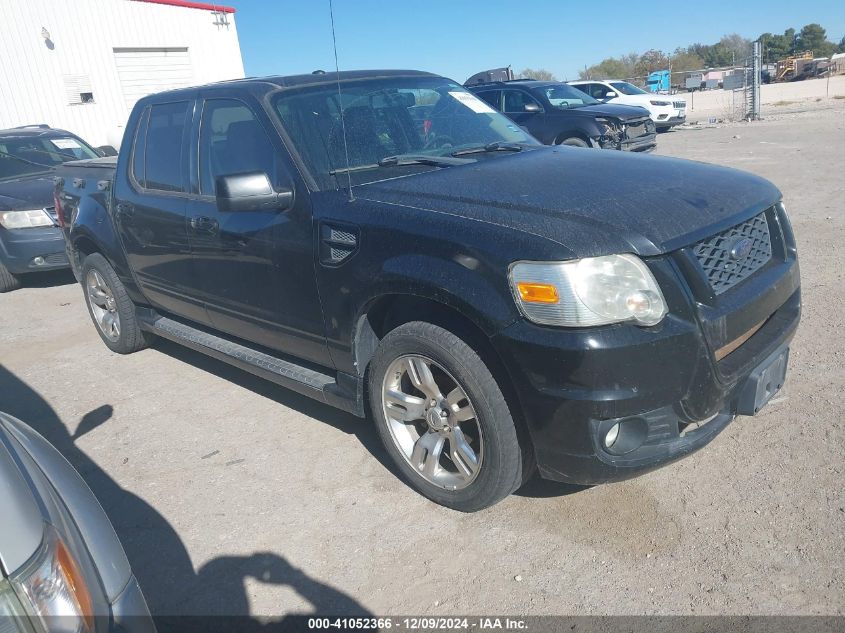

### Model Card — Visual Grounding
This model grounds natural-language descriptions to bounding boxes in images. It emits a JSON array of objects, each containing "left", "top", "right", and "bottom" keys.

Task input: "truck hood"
[
  {"left": 556, "top": 102, "right": 652, "bottom": 121},
  {"left": 0, "top": 417, "right": 44, "bottom": 575},
  {"left": 355, "top": 146, "right": 781, "bottom": 258},
  {"left": 0, "top": 174, "right": 56, "bottom": 211}
]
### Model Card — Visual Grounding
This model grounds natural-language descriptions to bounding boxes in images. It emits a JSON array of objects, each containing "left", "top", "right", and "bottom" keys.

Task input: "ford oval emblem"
[{"left": 729, "top": 238, "right": 753, "bottom": 260}]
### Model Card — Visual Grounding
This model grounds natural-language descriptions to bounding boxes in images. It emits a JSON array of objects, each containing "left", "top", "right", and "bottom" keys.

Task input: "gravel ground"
[{"left": 0, "top": 102, "right": 843, "bottom": 619}]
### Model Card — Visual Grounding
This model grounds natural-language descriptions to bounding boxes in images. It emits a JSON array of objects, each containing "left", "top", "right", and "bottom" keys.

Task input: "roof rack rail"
[{"left": 12, "top": 124, "right": 51, "bottom": 130}]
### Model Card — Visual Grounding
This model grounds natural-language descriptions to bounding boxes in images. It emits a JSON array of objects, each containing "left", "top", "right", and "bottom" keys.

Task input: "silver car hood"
[{"left": 0, "top": 418, "right": 44, "bottom": 574}]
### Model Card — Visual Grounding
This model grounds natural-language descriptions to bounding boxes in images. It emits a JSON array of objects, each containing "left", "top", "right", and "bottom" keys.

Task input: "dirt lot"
[{"left": 1, "top": 102, "right": 843, "bottom": 619}]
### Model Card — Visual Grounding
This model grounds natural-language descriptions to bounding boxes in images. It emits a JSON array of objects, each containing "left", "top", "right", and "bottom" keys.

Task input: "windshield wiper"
[
  {"left": 378, "top": 154, "right": 471, "bottom": 167},
  {"left": 330, "top": 154, "right": 470, "bottom": 176},
  {"left": 450, "top": 142, "right": 523, "bottom": 157}
]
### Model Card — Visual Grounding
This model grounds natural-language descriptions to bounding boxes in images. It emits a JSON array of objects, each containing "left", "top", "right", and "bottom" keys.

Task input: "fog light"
[
  {"left": 33, "top": 256, "right": 45, "bottom": 266},
  {"left": 604, "top": 423, "right": 620, "bottom": 448}
]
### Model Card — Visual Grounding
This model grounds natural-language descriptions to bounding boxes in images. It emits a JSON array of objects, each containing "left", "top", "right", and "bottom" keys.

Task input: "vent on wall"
[{"left": 63, "top": 74, "right": 94, "bottom": 105}]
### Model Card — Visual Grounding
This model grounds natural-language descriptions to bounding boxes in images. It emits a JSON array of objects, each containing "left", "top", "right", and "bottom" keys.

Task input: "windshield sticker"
[
  {"left": 448, "top": 91, "right": 496, "bottom": 114},
  {"left": 50, "top": 138, "right": 82, "bottom": 150}
]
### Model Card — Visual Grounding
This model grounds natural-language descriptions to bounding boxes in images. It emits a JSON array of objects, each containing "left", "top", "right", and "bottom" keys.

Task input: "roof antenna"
[{"left": 329, "top": 0, "right": 354, "bottom": 202}]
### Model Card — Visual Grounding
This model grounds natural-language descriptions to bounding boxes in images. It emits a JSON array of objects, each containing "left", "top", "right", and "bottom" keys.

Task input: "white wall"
[{"left": 0, "top": 0, "right": 245, "bottom": 147}]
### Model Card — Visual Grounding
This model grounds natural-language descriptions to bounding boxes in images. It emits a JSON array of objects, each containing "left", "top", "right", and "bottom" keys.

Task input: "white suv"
[{"left": 569, "top": 80, "right": 686, "bottom": 131}]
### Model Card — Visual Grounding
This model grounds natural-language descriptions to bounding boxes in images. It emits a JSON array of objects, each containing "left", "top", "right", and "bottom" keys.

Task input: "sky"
[{"left": 231, "top": 0, "right": 845, "bottom": 83}]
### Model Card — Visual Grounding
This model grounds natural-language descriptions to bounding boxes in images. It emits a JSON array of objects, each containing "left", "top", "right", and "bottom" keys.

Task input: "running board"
[{"left": 137, "top": 309, "right": 364, "bottom": 417}]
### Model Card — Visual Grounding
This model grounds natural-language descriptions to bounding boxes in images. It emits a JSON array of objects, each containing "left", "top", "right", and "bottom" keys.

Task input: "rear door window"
[
  {"left": 143, "top": 101, "right": 190, "bottom": 192},
  {"left": 475, "top": 90, "right": 501, "bottom": 109}
]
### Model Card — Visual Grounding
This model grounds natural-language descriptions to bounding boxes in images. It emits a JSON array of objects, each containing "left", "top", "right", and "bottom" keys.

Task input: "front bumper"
[
  {"left": 656, "top": 114, "right": 686, "bottom": 128},
  {"left": 620, "top": 132, "right": 657, "bottom": 152},
  {"left": 0, "top": 226, "right": 69, "bottom": 273},
  {"left": 594, "top": 132, "right": 657, "bottom": 152},
  {"left": 491, "top": 255, "right": 800, "bottom": 485}
]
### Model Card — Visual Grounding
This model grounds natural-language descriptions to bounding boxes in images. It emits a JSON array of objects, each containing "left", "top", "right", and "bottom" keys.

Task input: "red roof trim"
[{"left": 133, "top": 0, "right": 236, "bottom": 14}]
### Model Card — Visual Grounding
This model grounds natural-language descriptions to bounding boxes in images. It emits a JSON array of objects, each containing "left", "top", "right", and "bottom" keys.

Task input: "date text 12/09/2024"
[{"left": 307, "top": 617, "right": 528, "bottom": 630}]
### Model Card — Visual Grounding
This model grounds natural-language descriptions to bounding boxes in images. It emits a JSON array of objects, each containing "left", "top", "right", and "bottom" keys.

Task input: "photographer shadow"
[{"left": 0, "top": 365, "right": 372, "bottom": 627}]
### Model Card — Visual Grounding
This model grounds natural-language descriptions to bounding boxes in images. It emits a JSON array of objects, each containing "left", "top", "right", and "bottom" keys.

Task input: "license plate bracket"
[{"left": 736, "top": 346, "right": 789, "bottom": 416}]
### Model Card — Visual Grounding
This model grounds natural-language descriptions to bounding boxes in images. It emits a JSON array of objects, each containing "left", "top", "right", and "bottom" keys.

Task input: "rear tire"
[
  {"left": 369, "top": 321, "right": 524, "bottom": 511},
  {"left": 0, "top": 262, "right": 22, "bottom": 293},
  {"left": 558, "top": 136, "right": 589, "bottom": 148},
  {"left": 81, "top": 253, "right": 151, "bottom": 354}
]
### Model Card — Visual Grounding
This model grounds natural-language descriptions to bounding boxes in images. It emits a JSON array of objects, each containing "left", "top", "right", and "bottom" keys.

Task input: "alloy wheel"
[
  {"left": 86, "top": 269, "right": 121, "bottom": 342},
  {"left": 381, "top": 354, "right": 483, "bottom": 490}
]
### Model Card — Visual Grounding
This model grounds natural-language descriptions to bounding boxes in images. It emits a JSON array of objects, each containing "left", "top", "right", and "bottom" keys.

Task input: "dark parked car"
[
  {"left": 0, "top": 411, "right": 154, "bottom": 632},
  {"left": 0, "top": 125, "right": 101, "bottom": 292},
  {"left": 56, "top": 70, "right": 799, "bottom": 511},
  {"left": 465, "top": 79, "right": 656, "bottom": 151}
]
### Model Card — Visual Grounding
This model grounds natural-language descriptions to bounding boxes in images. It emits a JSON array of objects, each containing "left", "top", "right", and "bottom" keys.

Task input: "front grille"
[
  {"left": 692, "top": 212, "right": 772, "bottom": 295},
  {"left": 673, "top": 101, "right": 686, "bottom": 109},
  {"left": 624, "top": 119, "right": 647, "bottom": 139},
  {"left": 44, "top": 253, "right": 66, "bottom": 265}
]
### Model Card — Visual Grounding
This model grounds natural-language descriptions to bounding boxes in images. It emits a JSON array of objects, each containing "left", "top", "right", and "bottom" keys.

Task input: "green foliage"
[
  {"left": 519, "top": 68, "right": 557, "bottom": 81},
  {"left": 796, "top": 23, "right": 836, "bottom": 57},
  {"left": 578, "top": 56, "right": 632, "bottom": 79},
  {"left": 670, "top": 48, "right": 705, "bottom": 74},
  {"left": 579, "top": 23, "right": 841, "bottom": 82}
]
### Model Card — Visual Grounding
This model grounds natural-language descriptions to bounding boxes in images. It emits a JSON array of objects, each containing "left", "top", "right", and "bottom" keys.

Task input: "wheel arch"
[
  {"left": 554, "top": 129, "right": 593, "bottom": 145},
  {"left": 355, "top": 293, "right": 534, "bottom": 464}
]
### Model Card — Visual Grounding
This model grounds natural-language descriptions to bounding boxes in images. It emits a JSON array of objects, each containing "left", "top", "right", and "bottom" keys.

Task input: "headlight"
[
  {"left": 649, "top": 100, "right": 670, "bottom": 106},
  {"left": 594, "top": 118, "right": 620, "bottom": 137},
  {"left": 509, "top": 255, "right": 667, "bottom": 327},
  {"left": 0, "top": 579, "right": 30, "bottom": 629},
  {"left": 0, "top": 210, "right": 54, "bottom": 229},
  {"left": 8, "top": 527, "right": 94, "bottom": 633}
]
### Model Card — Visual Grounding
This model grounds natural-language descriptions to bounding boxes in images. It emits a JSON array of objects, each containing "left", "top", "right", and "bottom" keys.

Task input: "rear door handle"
[{"left": 190, "top": 215, "right": 219, "bottom": 235}]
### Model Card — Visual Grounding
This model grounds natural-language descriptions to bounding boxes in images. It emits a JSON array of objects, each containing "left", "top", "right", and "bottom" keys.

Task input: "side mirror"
[
  {"left": 96, "top": 145, "right": 118, "bottom": 157},
  {"left": 523, "top": 102, "right": 542, "bottom": 113},
  {"left": 603, "top": 92, "right": 618, "bottom": 99},
  {"left": 215, "top": 172, "right": 293, "bottom": 213}
]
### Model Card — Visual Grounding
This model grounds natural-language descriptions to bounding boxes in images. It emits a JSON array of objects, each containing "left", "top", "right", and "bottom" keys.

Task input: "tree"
[
  {"left": 669, "top": 48, "right": 705, "bottom": 74},
  {"left": 579, "top": 56, "right": 634, "bottom": 80},
  {"left": 796, "top": 23, "right": 836, "bottom": 57},
  {"left": 839, "top": 35, "right": 845, "bottom": 53},
  {"left": 720, "top": 33, "right": 752, "bottom": 64},
  {"left": 635, "top": 49, "right": 670, "bottom": 76},
  {"left": 519, "top": 68, "right": 556, "bottom": 81},
  {"left": 759, "top": 28, "right": 797, "bottom": 62}
]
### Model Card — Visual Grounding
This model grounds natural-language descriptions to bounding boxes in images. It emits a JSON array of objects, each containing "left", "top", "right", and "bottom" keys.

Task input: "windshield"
[
  {"left": 0, "top": 135, "right": 99, "bottom": 181},
  {"left": 272, "top": 76, "right": 537, "bottom": 186},
  {"left": 538, "top": 84, "right": 599, "bottom": 109},
  {"left": 610, "top": 81, "right": 648, "bottom": 96}
]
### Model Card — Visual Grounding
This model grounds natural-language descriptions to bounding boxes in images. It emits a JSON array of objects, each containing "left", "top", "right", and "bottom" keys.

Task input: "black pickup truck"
[{"left": 55, "top": 70, "right": 800, "bottom": 511}]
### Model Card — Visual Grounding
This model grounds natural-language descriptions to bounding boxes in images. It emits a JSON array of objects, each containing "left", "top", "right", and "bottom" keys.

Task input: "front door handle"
[
  {"left": 190, "top": 216, "right": 219, "bottom": 235},
  {"left": 116, "top": 202, "right": 134, "bottom": 218}
]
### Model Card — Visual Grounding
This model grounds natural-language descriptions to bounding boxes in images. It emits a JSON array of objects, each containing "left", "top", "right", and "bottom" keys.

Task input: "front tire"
[
  {"left": 81, "top": 253, "right": 151, "bottom": 354},
  {"left": 0, "top": 261, "right": 22, "bottom": 293},
  {"left": 369, "top": 322, "right": 524, "bottom": 511}
]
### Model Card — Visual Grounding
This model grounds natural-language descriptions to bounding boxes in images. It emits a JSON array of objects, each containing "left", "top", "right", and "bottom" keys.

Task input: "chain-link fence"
[{"left": 614, "top": 42, "right": 763, "bottom": 122}]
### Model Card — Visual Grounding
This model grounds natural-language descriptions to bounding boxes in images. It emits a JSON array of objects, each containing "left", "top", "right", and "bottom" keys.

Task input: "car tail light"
[{"left": 53, "top": 192, "right": 64, "bottom": 228}]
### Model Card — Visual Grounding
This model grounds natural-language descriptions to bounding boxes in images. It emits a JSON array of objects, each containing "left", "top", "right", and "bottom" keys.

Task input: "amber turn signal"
[{"left": 516, "top": 282, "right": 559, "bottom": 304}]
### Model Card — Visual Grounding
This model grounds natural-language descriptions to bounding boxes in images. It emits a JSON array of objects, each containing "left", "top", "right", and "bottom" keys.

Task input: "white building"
[{"left": 0, "top": 0, "right": 245, "bottom": 148}]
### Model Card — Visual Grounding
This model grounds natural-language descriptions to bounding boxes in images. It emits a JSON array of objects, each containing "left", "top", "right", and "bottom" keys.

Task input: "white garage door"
[{"left": 113, "top": 47, "right": 194, "bottom": 114}]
